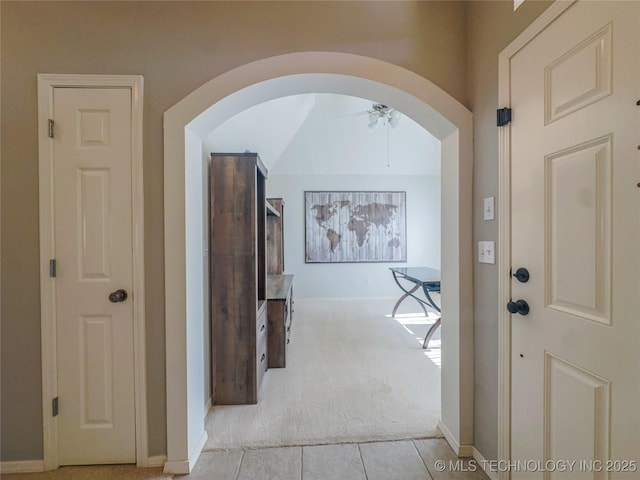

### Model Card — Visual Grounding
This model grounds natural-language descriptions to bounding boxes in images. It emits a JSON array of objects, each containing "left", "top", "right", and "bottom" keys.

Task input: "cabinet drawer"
[{"left": 257, "top": 307, "right": 267, "bottom": 344}]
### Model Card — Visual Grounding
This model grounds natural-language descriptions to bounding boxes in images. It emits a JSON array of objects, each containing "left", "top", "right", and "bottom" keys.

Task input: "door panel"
[
  {"left": 545, "top": 135, "right": 611, "bottom": 324},
  {"left": 545, "top": 23, "right": 612, "bottom": 124},
  {"left": 54, "top": 87, "right": 135, "bottom": 464},
  {"left": 80, "top": 315, "right": 114, "bottom": 427},
  {"left": 510, "top": 2, "right": 639, "bottom": 478},
  {"left": 78, "top": 168, "right": 112, "bottom": 280},
  {"left": 544, "top": 353, "right": 610, "bottom": 472}
]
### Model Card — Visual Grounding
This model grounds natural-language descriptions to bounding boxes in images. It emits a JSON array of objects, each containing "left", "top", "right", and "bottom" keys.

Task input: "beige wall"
[
  {"left": 0, "top": 1, "right": 468, "bottom": 460},
  {"left": 1, "top": 0, "right": 558, "bottom": 464},
  {"left": 467, "top": 0, "right": 553, "bottom": 459}
]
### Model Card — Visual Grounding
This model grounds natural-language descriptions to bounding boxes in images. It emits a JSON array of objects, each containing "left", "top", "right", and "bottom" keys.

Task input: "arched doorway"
[{"left": 163, "top": 52, "right": 473, "bottom": 473}]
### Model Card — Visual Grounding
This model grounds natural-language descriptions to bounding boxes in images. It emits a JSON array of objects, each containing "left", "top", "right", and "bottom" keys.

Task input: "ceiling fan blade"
[{"left": 336, "top": 110, "right": 370, "bottom": 119}]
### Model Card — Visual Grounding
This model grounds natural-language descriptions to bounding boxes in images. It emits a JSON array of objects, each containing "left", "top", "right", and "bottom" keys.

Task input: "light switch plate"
[
  {"left": 483, "top": 197, "right": 495, "bottom": 220},
  {"left": 478, "top": 241, "right": 495, "bottom": 264}
]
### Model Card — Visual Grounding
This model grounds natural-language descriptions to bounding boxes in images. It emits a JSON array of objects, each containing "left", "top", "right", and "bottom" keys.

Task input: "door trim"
[
  {"left": 37, "top": 74, "right": 147, "bottom": 469},
  {"left": 497, "top": 2, "right": 575, "bottom": 479}
]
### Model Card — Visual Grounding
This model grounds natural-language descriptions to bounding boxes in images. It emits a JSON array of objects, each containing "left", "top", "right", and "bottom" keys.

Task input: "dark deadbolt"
[
  {"left": 507, "top": 299, "right": 529, "bottom": 316},
  {"left": 512, "top": 267, "right": 530, "bottom": 283},
  {"left": 109, "top": 289, "right": 128, "bottom": 303}
]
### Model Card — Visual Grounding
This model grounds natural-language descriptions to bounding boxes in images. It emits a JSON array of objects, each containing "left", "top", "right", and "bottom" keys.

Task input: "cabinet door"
[
  {"left": 267, "top": 299, "right": 286, "bottom": 368},
  {"left": 285, "top": 288, "right": 293, "bottom": 346}
]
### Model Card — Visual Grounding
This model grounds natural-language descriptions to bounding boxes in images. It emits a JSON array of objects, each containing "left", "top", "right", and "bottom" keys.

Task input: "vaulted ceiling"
[{"left": 205, "top": 93, "right": 441, "bottom": 176}]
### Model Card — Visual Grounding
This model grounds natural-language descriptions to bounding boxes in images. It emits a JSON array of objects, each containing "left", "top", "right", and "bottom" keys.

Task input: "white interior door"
[
  {"left": 53, "top": 87, "right": 136, "bottom": 464},
  {"left": 510, "top": 1, "right": 639, "bottom": 478}
]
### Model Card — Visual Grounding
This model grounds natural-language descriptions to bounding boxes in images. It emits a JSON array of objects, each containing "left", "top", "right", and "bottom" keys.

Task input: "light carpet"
[{"left": 205, "top": 297, "right": 442, "bottom": 450}]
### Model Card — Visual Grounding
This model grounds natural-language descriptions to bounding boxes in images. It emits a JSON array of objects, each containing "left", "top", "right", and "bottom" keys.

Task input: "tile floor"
[
  {"left": 2, "top": 439, "right": 490, "bottom": 480},
  {"left": 189, "top": 439, "right": 490, "bottom": 480},
  {"left": 4, "top": 301, "right": 483, "bottom": 480}
]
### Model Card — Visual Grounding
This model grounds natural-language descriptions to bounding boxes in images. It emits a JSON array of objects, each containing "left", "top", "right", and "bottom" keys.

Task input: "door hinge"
[
  {"left": 48, "top": 119, "right": 55, "bottom": 138},
  {"left": 49, "top": 259, "right": 56, "bottom": 278},
  {"left": 497, "top": 107, "right": 512, "bottom": 127},
  {"left": 52, "top": 397, "right": 59, "bottom": 417}
]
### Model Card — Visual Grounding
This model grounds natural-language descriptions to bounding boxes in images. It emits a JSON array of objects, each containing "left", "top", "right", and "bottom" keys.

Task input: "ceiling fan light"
[
  {"left": 389, "top": 115, "right": 400, "bottom": 128},
  {"left": 390, "top": 109, "right": 401, "bottom": 120},
  {"left": 368, "top": 112, "right": 379, "bottom": 129}
]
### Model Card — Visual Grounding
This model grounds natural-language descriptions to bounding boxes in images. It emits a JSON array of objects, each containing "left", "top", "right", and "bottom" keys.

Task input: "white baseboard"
[
  {"left": 0, "top": 460, "right": 45, "bottom": 474},
  {"left": 163, "top": 459, "right": 190, "bottom": 475},
  {"left": 1, "top": 457, "right": 168, "bottom": 473},
  {"left": 163, "top": 430, "right": 208, "bottom": 475},
  {"left": 437, "top": 421, "right": 473, "bottom": 457},
  {"left": 189, "top": 430, "right": 208, "bottom": 471},
  {"left": 138, "top": 455, "right": 167, "bottom": 468},
  {"left": 472, "top": 447, "right": 499, "bottom": 480}
]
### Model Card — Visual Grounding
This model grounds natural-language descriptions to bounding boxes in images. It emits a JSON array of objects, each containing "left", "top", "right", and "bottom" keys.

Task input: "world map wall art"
[{"left": 305, "top": 191, "right": 407, "bottom": 263}]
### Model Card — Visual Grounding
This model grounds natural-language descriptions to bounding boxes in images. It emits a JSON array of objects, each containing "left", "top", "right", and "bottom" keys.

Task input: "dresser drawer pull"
[
  {"left": 260, "top": 353, "right": 266, "bottom": 363},
  {"left": 287, "top": 339, "right": 290, "bottom": 344},
  {"left": 260, "top": 324, "right": 265, "bottom": 332}
]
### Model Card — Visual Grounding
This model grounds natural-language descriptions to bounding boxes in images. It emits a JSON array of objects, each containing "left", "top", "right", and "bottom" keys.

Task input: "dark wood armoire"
[{"left": 210, "top": 153, "right": 268, "bottom": 405}]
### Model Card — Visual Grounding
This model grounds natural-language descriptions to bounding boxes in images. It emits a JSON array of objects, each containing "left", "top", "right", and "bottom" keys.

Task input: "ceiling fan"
[
  {"left": 338, "top": 102, "right": 402, "bottom": 129},
  {"left": 361, "top": 104, "right": 402, "bottom": 168},
  {"left": 366, "top": 103, "right": 401, "bottom": 129},
  {"left": 336, "top": 101, "right": 403, "bottom": 167}
]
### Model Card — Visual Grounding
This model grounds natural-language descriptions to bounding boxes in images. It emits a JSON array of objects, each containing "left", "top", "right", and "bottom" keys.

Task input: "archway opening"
[{"left": 163, "top": 52, "right": 473, "bottom": 474}]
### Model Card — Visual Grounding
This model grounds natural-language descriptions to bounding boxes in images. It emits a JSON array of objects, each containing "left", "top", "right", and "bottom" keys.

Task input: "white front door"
[
  {"left": 53, "top": 87, "right": 136, "bottom": 464},
  {"left": 510, "top": 1, "right": 639, "bottom": 477}
]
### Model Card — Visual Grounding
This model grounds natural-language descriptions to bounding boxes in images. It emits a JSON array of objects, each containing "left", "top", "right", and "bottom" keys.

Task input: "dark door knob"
[
  {"left": 109, "top": 289, "right": 128, "bottom": 303},
  {"left": 507, "top": 299, "right": 529, "bottom": 315},
  {"left": 512, "top": 267, "right": 530, "bottom": 283}
]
